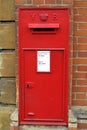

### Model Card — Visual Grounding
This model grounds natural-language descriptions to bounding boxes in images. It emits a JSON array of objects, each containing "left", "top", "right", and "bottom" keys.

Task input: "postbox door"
[{"left": 21, "top": 49, "right": 67, "bottom": 124}]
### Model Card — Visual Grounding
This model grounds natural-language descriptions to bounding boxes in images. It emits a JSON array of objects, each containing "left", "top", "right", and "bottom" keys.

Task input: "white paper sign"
[{"left": 37, "top": 51, "right": 50, "bottom": 72}]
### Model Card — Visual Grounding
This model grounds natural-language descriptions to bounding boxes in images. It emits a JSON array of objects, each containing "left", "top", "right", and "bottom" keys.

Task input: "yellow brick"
[
  {"left": 0, "top": 52, "right": 16, "bottom": 77},
  {"left": 0, "top": 107, "right": 15, "bottom": 130},
  {"left": 0, "top": 0, "right": 15, "bottom": 20},
  {"left": 0, "top": 23, "right": 15, "bottom": 49},
  {"left": 0, "top": 78, "right": 16, "bottom": 104}
]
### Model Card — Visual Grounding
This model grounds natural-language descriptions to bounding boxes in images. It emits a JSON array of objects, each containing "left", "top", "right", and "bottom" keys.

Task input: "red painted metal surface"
[
  {"left": 28, "top": 23, "right": 60, "bottom": 28},
  {"left": 18, "top": 8, "right": 70, "bottom": 125}
]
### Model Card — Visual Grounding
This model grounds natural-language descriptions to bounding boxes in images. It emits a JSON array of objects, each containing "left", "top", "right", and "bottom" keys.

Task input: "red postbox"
[{"left": 18, "top": 8, "right": 70, "bottom": 125}]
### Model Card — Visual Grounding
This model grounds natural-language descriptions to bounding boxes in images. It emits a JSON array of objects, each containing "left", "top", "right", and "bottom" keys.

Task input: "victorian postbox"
[{"left": 18, "top": 8, "right": 70, "bottom": 125}]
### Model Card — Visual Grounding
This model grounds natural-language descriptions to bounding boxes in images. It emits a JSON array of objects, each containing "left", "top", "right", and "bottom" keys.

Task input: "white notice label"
[{"left": 37, "top": 51, "right": 50, "bottom": 72}]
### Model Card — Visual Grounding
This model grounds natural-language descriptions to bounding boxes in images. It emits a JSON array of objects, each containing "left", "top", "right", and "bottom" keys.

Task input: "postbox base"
[{"left": 19, "top": 125, "right": 68, "bottom": 130}]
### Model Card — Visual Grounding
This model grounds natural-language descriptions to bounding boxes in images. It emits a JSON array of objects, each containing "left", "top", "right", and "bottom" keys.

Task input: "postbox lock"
[
  {"left": 26, "top": 82, "right": 31, "bottom": 88},
  {"left": 26, "top": 84, "right": 30, "bottom": 88},
  {"left": 40, "top": 13, "right": 48, "bottom": 21},
  {"left": 26, "top": 82, "right": 34, "bottom": 88}
]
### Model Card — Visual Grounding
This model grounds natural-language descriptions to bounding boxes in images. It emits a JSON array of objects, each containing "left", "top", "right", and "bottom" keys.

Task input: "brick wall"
[
  {"left": 73, "top": 0, "right": 87, "bottom": 106},
  {"left": 0, "top": 0, "right": 16, "bottom": 130},
  {"left": 15, "top": 0, "right": 73, "bottom": 4},
  {"left": 73, "top": 0, "right": 87, "bottom": 129}
]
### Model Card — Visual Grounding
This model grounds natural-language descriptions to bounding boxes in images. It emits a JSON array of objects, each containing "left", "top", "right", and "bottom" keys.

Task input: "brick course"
[
  {"left": 45, "top": 0, "right": 55, "bottom": 4},
  {"left": 33, "top": 0, "right": 44, "bottom": 4},
  {"left": 78, "top": 123, "right": 87, "bottom": 129},
  {"left": 15, "top": 0, "right": 26, "bottom": 4}
]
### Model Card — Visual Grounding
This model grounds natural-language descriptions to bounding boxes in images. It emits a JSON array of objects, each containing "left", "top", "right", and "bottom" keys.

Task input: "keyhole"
[{"left": 26, "top": 84, "right": 30, "bottom": 88}]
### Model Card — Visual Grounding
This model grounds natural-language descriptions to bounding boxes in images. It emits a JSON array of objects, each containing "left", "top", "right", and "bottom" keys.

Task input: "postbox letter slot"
[{"left": 32, "top": 28, "right": 55, "bottom": 32}]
